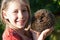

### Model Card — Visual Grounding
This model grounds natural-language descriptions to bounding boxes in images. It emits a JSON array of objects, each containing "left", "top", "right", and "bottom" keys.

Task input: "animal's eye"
[
  {"left": 39, "top": 16, "right": 44, "bottom": 22},
  {"left": 40, "top": 16, "right": 43, "bottom": 20}
]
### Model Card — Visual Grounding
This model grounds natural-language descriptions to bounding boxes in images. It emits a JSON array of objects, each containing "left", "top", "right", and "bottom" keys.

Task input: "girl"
[
  {"left": 1, "top": 0, "right": 32, "bottom": 40},
  {"left": 1, "top": 0, "right": 54, "bottom": 40}
]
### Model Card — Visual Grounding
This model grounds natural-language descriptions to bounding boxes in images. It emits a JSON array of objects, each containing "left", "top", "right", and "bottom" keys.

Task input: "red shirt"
[{"left": 2, "top": 28, "right": 22, "bottom": 40}]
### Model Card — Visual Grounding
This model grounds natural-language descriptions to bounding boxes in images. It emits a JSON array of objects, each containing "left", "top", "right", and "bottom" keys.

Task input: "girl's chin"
[
  {"left": 16, "top": 22, "right": 26, "bottom": 28},
  {"left": 16, "top": 24, "right": 25, "bottom": 28},
  {"left": 16, "top": 21, "right": 25, "bottom": 25}
]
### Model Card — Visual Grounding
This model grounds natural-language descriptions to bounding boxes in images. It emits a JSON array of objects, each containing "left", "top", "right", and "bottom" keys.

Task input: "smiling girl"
[
  {"left": 1, "top": 0, "right": 54, "bottom": 40},
  {"left": 1, "top": 0, "right": 33, "bottom": 40}
]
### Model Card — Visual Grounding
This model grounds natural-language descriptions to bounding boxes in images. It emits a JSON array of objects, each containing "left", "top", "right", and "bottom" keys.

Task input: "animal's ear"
[
  {"left": 2, "top": 10, "right": 8, "bottom": 19},
  {"left": 31, "top": 16, "right": 35, "bottom": 22},
  {"left": 32, "top": 16, "right": 36, "bottom": 20}
]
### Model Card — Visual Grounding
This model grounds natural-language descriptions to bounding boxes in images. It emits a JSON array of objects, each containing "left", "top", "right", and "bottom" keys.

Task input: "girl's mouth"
[{"left": 16, "top": 19, "right": 25, "bottom": 25}]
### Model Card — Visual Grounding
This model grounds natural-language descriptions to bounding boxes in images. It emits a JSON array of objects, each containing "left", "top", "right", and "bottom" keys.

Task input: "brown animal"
[{"left": 31, "top": 9, "right": 55, "bottom": 33}]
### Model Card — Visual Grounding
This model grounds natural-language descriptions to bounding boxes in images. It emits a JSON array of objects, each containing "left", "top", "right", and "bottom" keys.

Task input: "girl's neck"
[
  {"left": 6, "top": 24, "right": 31, "bottom": 34},
  {"left": 6, "top": 25, "right": 25, "bottom": 32},
  {"left": 6, "top": 25, "right": 33, "bottom": 40}
]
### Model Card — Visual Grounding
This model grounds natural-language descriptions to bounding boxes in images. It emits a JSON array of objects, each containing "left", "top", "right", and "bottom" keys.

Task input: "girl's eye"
[
  {"left": 22, "top": 7, "right": 28, "bottom": 12},
  {"left": 22, "top": 9, "right": 27, "bottom": 12},
  {"left": 13, "top": 10, "right": 18, "bottom": 13}
]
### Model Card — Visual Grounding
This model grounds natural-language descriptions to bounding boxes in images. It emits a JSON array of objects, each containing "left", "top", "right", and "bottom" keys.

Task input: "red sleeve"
[
  {"left": 2, "top": 30, "right": 12, "bottom": 40},
  {"left": 2, "top": 29, "right": 22, "bottom": 40}
]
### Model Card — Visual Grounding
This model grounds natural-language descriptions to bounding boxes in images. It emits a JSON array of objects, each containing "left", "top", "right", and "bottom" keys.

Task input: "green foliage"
[
  {"left": 0, "top": 0, "right": 2, "bottom": 7},
  {"left": 54, "top": 16, "right": 60, "bottom": 30},
  {"left": 0, "top": 18, "right": 5, "bottom": 40},
  {"left": 29, "top": 0, "right": 60, "bottom": 15},
  {"left": 50, "top": 30, "right": 60, "bottom": 40}
]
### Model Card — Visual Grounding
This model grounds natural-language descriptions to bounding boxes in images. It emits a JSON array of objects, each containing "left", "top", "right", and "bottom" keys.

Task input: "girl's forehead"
[
  {"left": 9, "top": 1, "right": 20, "bottom": 6},
  {"left": 8, "top": 1, "right": 27, "bottom": 8},
  {"left": 9, "top": 0, "right": 27, "bottom": 5},
  {"left": 6, "top": 1, "right": 27, "bottom": 12}
]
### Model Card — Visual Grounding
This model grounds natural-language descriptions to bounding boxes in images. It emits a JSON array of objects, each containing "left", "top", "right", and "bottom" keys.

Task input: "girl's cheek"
[{"left": 25, "top": 12, "right": 29, "bottom": 18}]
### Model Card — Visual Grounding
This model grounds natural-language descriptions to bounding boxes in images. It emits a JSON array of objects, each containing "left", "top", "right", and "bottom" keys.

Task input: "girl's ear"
[{"left": 2, "top": 10, "right": 8, "bottom": 19}]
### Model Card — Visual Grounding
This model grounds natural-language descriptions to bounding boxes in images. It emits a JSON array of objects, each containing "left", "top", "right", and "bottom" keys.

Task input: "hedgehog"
[{"left": 31, "top": 9, "right": 55, "bottom": 33}]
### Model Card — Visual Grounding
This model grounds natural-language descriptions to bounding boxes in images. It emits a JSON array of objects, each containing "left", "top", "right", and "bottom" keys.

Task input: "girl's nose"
[{"left": 18, "top": 10, "right": 23, "bottom": 19}]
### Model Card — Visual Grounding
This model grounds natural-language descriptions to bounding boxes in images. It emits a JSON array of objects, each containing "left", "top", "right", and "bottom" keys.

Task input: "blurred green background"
[{"left": 0, "top": 0, "right": 60, "bottom": 40}]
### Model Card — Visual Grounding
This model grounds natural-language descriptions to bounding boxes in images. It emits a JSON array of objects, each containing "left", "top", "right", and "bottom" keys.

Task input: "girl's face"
[{"left": 4, "top": 2, "right": 29, "bottom": 28}]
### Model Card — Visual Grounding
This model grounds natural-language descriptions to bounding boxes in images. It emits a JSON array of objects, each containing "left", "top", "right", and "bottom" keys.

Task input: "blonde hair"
[{"left": 1, "top": 0, "right": 31, "bottom": 29}]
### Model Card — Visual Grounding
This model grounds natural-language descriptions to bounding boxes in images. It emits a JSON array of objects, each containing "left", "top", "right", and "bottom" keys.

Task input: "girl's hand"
[
  {"left": 38, "top": 27, "right": 54, "bottom": 40},
  {"left": 30, "top": 27, "right": 54, "bottom": 40}
]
